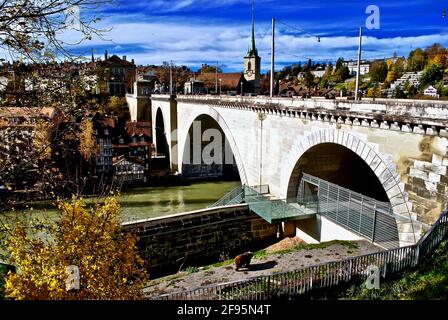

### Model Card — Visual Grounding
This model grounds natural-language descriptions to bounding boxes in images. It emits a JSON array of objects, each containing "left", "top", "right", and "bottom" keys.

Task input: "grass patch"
[
  {"left": 253, "top": 250, "right": 268, "bottom": 259},
  {"left": 272, "top": 240, "right": 359, "bottom": 256},
  {"left": 203, "top": 259, "right": 234, "bottom": 270},
  {"left": 185, "top": 266, "right": 199, "bottom": 274},
  {"left": 340, "top": 240, "right": 448, "bottom": 300}
]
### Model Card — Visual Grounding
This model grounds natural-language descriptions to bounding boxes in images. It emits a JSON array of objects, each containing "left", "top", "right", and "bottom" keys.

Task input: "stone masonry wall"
[
  {"left": 122, "top": 205, "right": 278, "bottom": 278},
  {"left": 405, "top": 137, "right": 448, "bottom": 225}
]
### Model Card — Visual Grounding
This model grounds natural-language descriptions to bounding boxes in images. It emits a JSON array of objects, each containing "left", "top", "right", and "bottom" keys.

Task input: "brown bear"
[{"left": 234, "top": 252, "right": 253, "bottom": 271}]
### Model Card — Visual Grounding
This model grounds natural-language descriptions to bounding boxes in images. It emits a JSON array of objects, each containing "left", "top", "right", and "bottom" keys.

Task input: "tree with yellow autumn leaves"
[
  {"left": 4, "top": 196, "right": 148, "bottom": 300},
  {"left": 0, "top": 0, "right": 151, "bottom": 301},
  {"left": 33, "top": 120, "right": 53, "bottom": 161},
  {"left": 78, "top": 118, "right": 97, "bottom": 161}
]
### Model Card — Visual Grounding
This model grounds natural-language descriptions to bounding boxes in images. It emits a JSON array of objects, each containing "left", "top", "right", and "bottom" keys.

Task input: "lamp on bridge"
[{"left": 258, "top": 112, "right": 267, "bottom": 188}]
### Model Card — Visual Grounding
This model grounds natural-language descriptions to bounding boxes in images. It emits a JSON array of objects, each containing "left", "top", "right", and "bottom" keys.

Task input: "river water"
[
  {"left": 120, "top": 180, "right": 241, "bottom": 222},
  {"left": 2, "top": 181, "right": 241, "bottom": 224}
]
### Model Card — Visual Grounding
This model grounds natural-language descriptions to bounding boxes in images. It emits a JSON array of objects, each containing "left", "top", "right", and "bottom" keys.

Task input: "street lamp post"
[
  {"left": 240, "top": 82, "right": 243, "bottom": 96},
  {"left": 219, "top": 79, "right": 222, "bottom": 96},
  {"left": 169, "top": 60, "right": 173, "bottom": 95},
  {"left": 215, "top": 61, "right": 219, "bottom": 95},
  {"left": 258, "top": 112, "right": 267, "bottom": 188},
  {"left": 355, "top": 27, "right": 363, "bottom": 101}
]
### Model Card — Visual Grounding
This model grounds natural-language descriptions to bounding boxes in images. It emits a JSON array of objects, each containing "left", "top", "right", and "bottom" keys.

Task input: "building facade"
[
  {"left": 424, "top": 86, "right": 439, "bottom": 98},
  {"left": 344, "top": 60, "right": 370, "bottom": 76},
  {"left": 184, "top": 78, "right": 206, "bottom": 95},
  {"left": 97, "top": 51, "right": 137, "bottom": 97},
  {"left": 113, "top": 157, "right": 146, "bottom": 185}
]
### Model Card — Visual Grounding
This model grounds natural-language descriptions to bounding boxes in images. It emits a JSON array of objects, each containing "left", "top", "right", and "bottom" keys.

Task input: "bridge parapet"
[{"left": 170, "top": 94, "right": 448, "bottom": 136}]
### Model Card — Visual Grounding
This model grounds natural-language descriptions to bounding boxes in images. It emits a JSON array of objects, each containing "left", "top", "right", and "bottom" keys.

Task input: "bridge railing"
[{"left": 153, "top": 208, "right": 448, "bottom": 300}]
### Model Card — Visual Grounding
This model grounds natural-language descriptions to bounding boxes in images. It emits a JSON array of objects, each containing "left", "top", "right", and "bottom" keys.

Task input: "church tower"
[{"left": 243, "top": 0, "right": 261, "bottom": 94}]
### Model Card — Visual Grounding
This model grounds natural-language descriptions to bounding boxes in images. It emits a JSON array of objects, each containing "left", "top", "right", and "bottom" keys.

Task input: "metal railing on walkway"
[
  {"left": 210, "top": 185, "right": 316, "bottom": 223},
  {"left": 244, "top": 186, "right": 316, "bottom": 223},
  {"left": 208, "top": 186, "right": 247, "bottom": 208},
  {"left": 298, "top": 174, "right": 402, "bottom": 249},
  {"left": 154, "top": 208, "right": 448, "bottom": 300}
]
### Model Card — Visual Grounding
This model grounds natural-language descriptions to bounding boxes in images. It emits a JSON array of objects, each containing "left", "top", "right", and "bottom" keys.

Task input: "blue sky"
[{"left": 69, "top": 0, "right": 448, "bottom": 72}]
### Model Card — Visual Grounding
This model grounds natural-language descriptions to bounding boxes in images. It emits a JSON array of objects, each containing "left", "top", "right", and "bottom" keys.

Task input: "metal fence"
[
  {"left": 208, "top": 186, "right": 245, "bottom": 208},
  {"left": 154, "top": 208, "right": 448, "bottom": 300},
  {"left": 210, "top": 185, "right": 316, "bottom": 223},
  {"left": 244, "top": 186, "right": 316, "bottom": 224},
  {"left": 298, "top": 174, "right": 400, "bottom": 249},
  {"left": 208, "top": 185, "right": 270, "bottom": 208}
]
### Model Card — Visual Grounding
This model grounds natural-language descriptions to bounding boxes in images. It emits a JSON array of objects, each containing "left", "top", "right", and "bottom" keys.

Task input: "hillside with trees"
[{"left": 274, "top": 43, "right": 448, "bottom": 100}]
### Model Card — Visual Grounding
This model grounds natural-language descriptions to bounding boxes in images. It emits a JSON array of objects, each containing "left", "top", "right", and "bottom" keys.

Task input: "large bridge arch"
[
  {"left": 177, "top": 107, "right": 248, "bottom": 185},
  {"left": 155, "top": 108, "right": 168, "bottom": 154},
  {"left": 281, "top": 129, "right": 417, "bottom": 247},
  {"left": 286, "top": 143, "right": 389, "bottom": 201}
]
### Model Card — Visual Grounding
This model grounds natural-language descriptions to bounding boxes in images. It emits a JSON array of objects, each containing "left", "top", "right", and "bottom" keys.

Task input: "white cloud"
[
  {"left": 57, "top": 13, "right": 448, "bottom": 71},
  {"left": 126, "top": 0, "right": 250, "bottom": 13}
]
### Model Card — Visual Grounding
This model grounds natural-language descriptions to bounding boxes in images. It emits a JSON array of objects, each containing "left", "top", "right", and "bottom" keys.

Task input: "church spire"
[{"left": 248, "top": 0, "right": 258, "bottom": 56}]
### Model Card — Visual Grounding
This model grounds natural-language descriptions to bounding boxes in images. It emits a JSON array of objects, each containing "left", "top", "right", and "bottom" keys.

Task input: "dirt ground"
[{"left": 144, "top": 238, "right": 382, "bottom": 298}]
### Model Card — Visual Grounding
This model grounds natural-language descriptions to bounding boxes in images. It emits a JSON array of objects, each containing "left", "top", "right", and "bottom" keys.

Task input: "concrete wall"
[
  {"left": 149, "top": 95, "right": 448, "bottom": 247},
  {"left": 319, "top": 217, "right": 364, "bottom": 243},
  {"left": 293, "top": 217, "right": 363, "bottom": 244},
  {"left": 122, "top": 205, "right": 278, "bottom": 277}
]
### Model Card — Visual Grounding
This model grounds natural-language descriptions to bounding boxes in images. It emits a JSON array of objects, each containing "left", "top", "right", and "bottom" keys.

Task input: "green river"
[
  {"left": 2, "top": 180, "right": 241, "bottom": 225},
  {"left": 120, "top": 180, "right": 241, "bottom": 222}
]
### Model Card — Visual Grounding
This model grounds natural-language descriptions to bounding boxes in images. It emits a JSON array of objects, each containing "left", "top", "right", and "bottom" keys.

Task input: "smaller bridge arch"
[{"left": 154, "top": 107, "right": 170, "bottom": 168}]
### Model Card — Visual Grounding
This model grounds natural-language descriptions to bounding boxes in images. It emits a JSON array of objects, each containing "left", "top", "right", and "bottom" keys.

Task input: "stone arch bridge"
[{"left": 136, "top": 95, "right": 448, "bottom": 248}]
